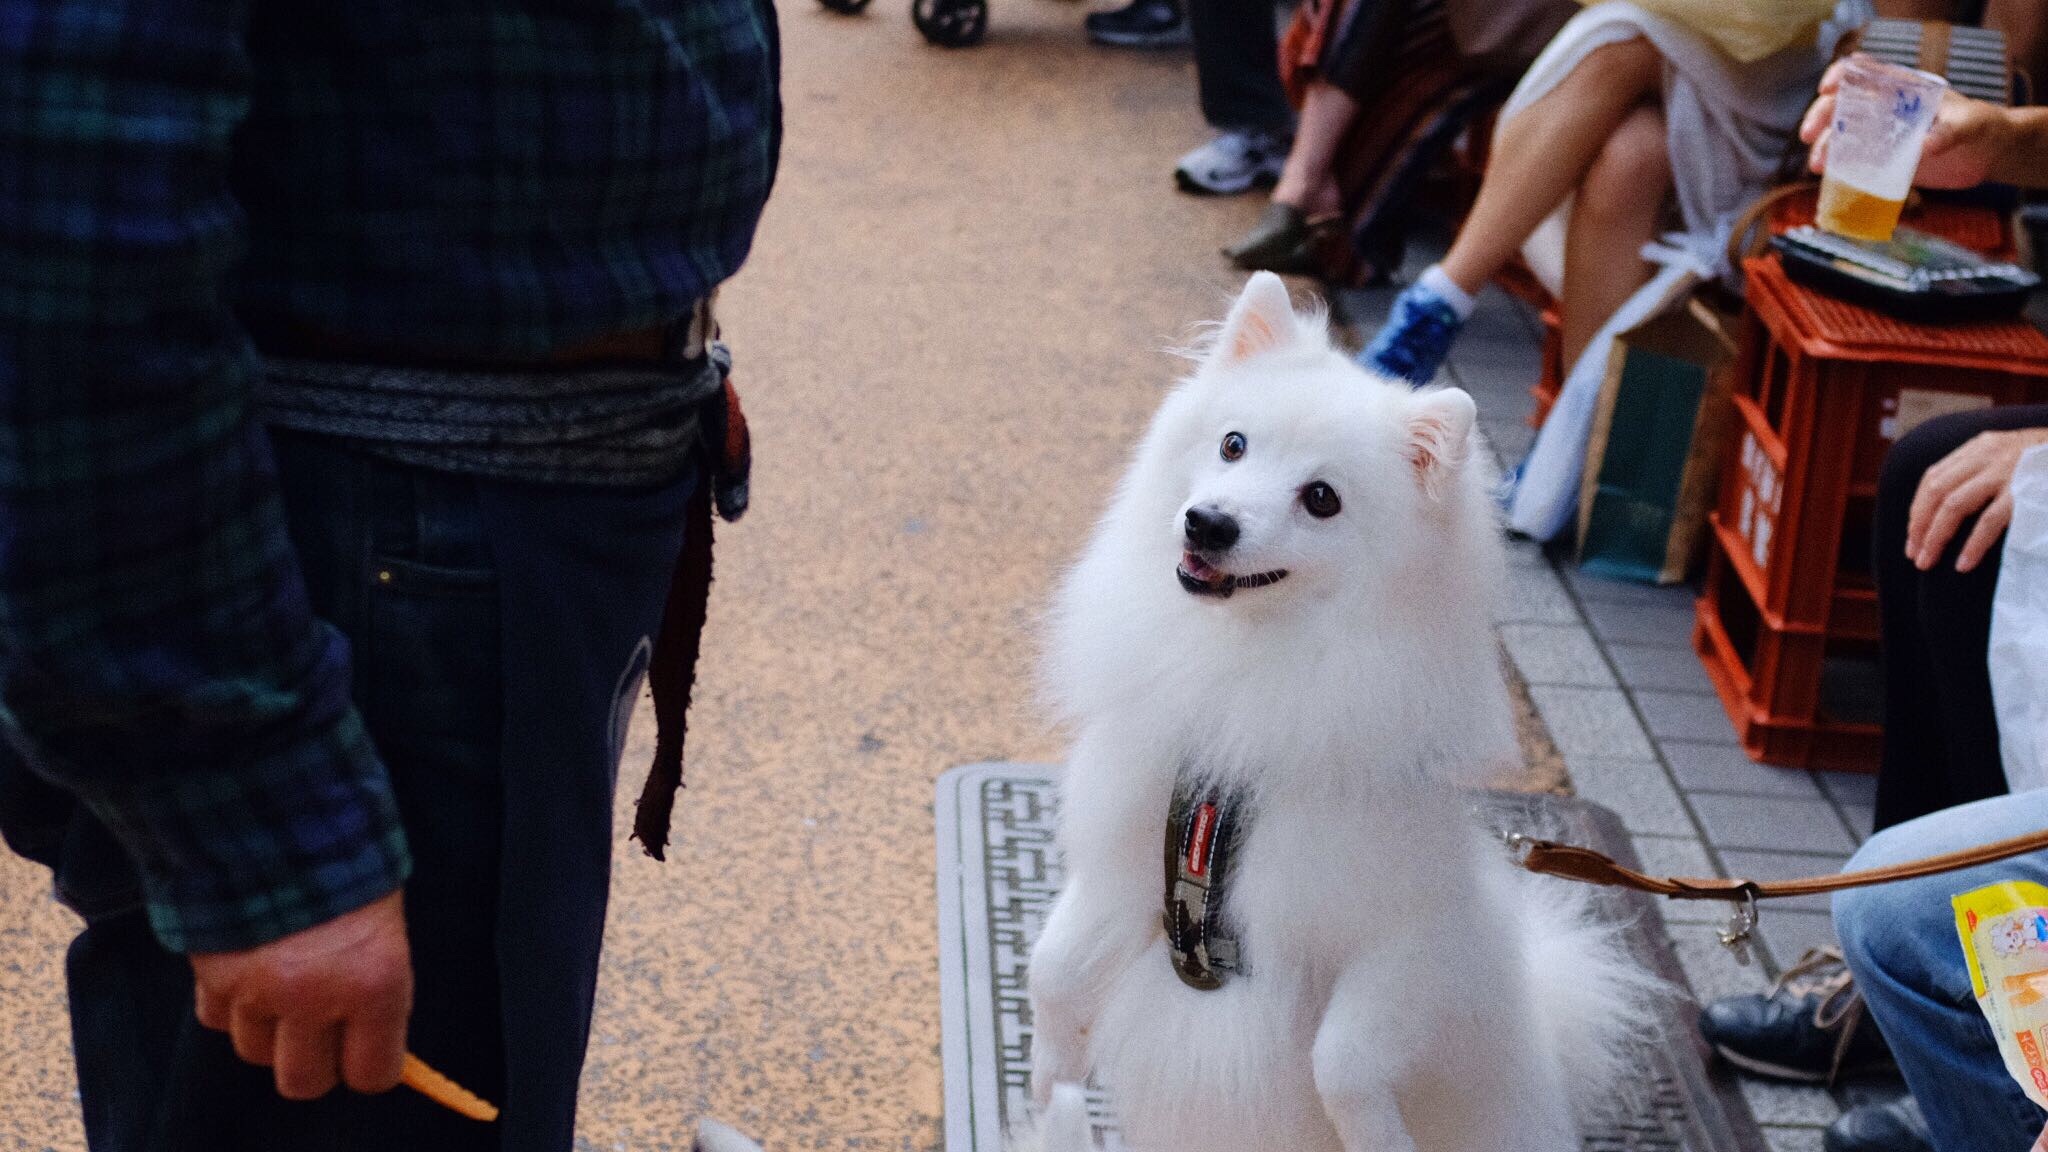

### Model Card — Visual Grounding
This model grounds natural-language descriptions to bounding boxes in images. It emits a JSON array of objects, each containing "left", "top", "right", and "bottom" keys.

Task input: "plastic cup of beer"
[{"left": 1817, "top": 54, "right": 1948, "bottom": 244}]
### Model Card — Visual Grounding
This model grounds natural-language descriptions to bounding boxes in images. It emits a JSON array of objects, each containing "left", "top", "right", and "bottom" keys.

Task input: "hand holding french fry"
[
  {"left": 190, "top": 891, "right": 413, "bottom": 1101},
  {"left": 402, "top": 1053, "right": 499, "bottom": 1121},
  {"left": 190, "top": 890, "right": 501, "bottom": 1121}
]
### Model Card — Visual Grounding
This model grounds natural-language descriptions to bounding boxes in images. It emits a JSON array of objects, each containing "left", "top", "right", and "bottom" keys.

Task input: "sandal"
[{"left": 1223, "top": 203, "right": 1343, "bottom": 275}]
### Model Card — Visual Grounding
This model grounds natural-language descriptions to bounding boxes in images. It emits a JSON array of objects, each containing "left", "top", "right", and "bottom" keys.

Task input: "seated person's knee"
[
  {"left": 1887, "top": 410, "right": 1988, "bottom": 492},
  {"left": 1579, "top": 112, "right": 1670, "bottom": 223},
  {"left": 1831, "top": 853, "right": 1894, "bottom": 968},
  {"left": 1833, "top": 805, "right": 2002, "bottom": 972},
  {"left": 1575, "top": 36, "right": 1662, "bottom": 91}
]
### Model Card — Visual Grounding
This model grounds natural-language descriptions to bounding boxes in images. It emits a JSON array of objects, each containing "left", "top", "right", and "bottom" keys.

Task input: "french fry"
[{"left": 401, "top": 1053, "right": 500, "bottom": 1122}]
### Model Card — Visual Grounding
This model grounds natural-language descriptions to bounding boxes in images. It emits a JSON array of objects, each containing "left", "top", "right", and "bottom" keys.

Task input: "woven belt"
[{"left": 249, "top": 295, "right": 719, "bottom": 370}]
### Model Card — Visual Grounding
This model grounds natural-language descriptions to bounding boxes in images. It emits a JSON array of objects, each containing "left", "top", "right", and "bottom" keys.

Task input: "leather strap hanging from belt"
[
  {"left": 629, "top": 328, "right": 753, "bottom": 861},
  {"left": 1163, "top": 777, "right": 1250, "bottom": 990}
]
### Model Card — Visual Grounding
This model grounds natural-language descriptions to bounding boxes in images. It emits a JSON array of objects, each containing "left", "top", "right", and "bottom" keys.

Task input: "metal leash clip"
[
  {"left": 1500, "top": 824, "right": 1761, "bottom": 966},
  {"left": 1718, "top": 885, "right": 1761, "bottom": 966},
  {"left": 1499, "top": 829, "right": 1535, "bottom": 866}
]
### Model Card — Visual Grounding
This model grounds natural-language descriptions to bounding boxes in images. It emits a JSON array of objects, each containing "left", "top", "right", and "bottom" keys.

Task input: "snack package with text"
[{"left": 1954, "top": 880, "right": 2048, "bottom": 1110}]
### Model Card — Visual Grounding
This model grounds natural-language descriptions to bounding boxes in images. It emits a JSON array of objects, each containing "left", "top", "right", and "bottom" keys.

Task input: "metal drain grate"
[{"left": 935, "top": 762, "right": 1768, "bottom": 1152}]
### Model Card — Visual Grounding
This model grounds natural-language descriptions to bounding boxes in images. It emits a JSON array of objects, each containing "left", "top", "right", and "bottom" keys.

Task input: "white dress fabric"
[
  {"left": 1504, "top": 0, "right": 1873, "bottom": 540},
  {"left": 1991, "top": 444, "right": 2048, "bottom": 795}
]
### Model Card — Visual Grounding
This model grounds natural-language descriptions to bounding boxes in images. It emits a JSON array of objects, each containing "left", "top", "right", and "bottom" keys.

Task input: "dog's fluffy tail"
[
  {"left": 1516, "top": 874, "right": 1673, "bottom": 1117},
  {"left": 1006, "top": 1084, "right": 1096, "bottom": 1152}
]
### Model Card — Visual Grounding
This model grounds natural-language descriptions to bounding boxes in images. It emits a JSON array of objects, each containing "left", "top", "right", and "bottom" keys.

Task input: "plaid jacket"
[{"left": 0, "top": 0, "right": 780, "bottom": 953}]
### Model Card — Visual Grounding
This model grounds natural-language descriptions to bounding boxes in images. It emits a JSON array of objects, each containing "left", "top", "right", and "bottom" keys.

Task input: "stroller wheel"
[
  {"left": 912, "top": 0, "right": 987, "bottom": 45},
  {"left": 817, "top": 0, "right": 873, "bottom": 13}
]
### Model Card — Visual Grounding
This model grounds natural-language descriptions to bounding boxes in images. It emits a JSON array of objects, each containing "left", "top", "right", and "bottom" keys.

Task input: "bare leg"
[
  {"left": 1270, "top": 82, "right": 1360, "bottom": 219},
  {"left": 1561, "top": 103, "right": 1672, "bottom": 367},
  {"left": 1437, "top": 36, "right": 1663, "bottom": 296},
  {"left": 1871, "top": 0, "right": 1954, "bottom": 17}
]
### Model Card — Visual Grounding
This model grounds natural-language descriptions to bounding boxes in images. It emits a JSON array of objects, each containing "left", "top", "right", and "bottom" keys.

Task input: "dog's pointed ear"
[
  {"left": 1406, "top": 388, "right": 1476, "bottom": 497},
  {"left": 1212, "top": 272, "right": 1299, "bottom": 366}
]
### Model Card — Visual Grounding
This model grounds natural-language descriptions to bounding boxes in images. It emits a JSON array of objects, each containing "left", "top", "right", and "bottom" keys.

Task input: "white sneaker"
[
  {"left": 1174, "top": 130, "right": 1289, "bottom": 196},
  {"left": 695, "top": 1119, "right": 764, "bottom": 1152}
]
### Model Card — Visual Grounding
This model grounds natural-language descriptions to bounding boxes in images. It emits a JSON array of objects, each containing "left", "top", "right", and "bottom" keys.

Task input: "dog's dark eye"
[
  {"left": 1220, "top": 432, "right": 1246, "bottom": 462},
  {"left": 1301, "top": 481, "right": 1341, "bottom": 519}
]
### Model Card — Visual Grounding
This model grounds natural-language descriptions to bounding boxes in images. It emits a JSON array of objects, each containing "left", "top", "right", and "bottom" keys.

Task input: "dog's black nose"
[{"left": 1184, "top": 505, "right": 1239, "bottom": 552}]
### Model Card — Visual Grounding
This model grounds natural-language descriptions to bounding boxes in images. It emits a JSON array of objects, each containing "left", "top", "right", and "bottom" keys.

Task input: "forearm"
[
  {"left": 1986, "top": 106, "right": 2048, "bottom": 189},
  {"left": 0, "top": 0, "right": 408, "bottom": 953},
  {"left": 0, "top": 396, "right": 412, "bottom": 952}
]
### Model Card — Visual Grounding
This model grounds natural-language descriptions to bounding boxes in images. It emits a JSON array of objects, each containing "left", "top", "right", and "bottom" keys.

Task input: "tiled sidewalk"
[{"left": 1339, "top": 268, "right": 1893, "bottom": 1151}]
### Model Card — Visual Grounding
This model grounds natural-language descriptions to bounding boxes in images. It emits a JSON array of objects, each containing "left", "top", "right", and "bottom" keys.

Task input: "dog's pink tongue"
[{"left": 1181, "top": 552, "right": 1229, "bottom": 587}]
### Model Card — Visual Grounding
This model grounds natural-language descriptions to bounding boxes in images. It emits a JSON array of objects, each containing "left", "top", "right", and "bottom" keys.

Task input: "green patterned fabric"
[{"left": 0, "top": 0, "right": 779, "bottom": 952}]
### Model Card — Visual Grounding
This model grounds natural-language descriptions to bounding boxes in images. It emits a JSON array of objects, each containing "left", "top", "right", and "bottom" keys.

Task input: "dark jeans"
[
  {"left": 1319, "top": 0, "right": 1409, "bottom": 103},
  {"left": 1871, "top": 404, "right": 2048, "bottom": 832},
  {"left": 1188, "top": 0, "right": 1291, "bottom": 135},
  {"left": 63, "top": 429, "right": 698, "bottom": 1152}
]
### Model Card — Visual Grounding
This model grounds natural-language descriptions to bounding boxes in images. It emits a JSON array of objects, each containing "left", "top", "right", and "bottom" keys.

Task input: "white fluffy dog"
[{"left": 1022, "top": 273, "right": 1658, "bottom": 1152}]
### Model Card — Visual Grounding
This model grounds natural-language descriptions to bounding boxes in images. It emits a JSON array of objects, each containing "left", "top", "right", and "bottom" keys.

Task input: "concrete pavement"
[{"left": 584, "top": 11, "right": 1275, "bottom": 1148}]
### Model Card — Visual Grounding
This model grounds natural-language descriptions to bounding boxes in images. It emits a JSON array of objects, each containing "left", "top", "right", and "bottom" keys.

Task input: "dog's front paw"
[
  {"left": 1010, "top": 1083, "right": 1094, "bottom": 1152},
  {"left": 1030, "top": 1033, "right": 1089, "bottom": 1109}
]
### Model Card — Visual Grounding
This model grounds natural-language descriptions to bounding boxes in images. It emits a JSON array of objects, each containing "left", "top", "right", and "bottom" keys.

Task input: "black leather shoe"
[
  {"left": 1699, "top": 947, "right": 1895, "bottom": 1084},
  {"left": 1083, "top": 0, "right": 1188, "bottom": 48},
  {"left": 1824, "top": 1097, "right": 1933, "bottom": 1152}
]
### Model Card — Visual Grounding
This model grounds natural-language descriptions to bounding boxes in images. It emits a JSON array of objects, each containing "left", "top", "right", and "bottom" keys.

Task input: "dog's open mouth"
[{"left": 1177, "top": 552, "right": 1288, "bottom": 599}]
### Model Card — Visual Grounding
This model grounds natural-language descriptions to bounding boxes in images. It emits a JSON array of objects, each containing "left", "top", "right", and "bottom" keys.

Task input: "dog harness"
[{"left": 1163, "top": 777, "right": 1249, "bottom": 990}]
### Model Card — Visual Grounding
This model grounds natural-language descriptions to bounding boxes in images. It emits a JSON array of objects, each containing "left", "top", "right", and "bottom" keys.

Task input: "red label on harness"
[{"left": 1187, "top": 803, "right": 1218, "bottom": 877}]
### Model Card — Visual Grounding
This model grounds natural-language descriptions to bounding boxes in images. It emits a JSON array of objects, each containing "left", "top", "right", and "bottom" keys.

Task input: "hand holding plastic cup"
[{"left": 1817, "top": 54, "right": 1950, "bottom": 243}]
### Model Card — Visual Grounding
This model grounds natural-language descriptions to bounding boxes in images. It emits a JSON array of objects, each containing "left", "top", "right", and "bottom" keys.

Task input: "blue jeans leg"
[{"left": 1835, "top": 792, "right": 2048, "bottom": 1152}]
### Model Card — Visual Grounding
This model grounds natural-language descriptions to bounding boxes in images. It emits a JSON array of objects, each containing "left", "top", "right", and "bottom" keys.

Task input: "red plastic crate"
[
  {"left": 1531, "top": 305, "right": 1563, "bottom": 429},
  {"left": 1714, "top": 257, "right": 2048, "bottom": 639},
  {"left": 1490, "top": 261, "right": 1564, "bottom": 429},
  {"left": 1695, "top": 532, "right": 1883, "bottom": 771},
  {"left": 1696, "top": 254, "right": 2048, "bottom": 770}
]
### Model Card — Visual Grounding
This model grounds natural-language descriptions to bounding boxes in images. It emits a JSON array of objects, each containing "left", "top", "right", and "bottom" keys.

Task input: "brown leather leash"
[{"left": 1509, "top": 825, "right": 2048, "bottom": 963}]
